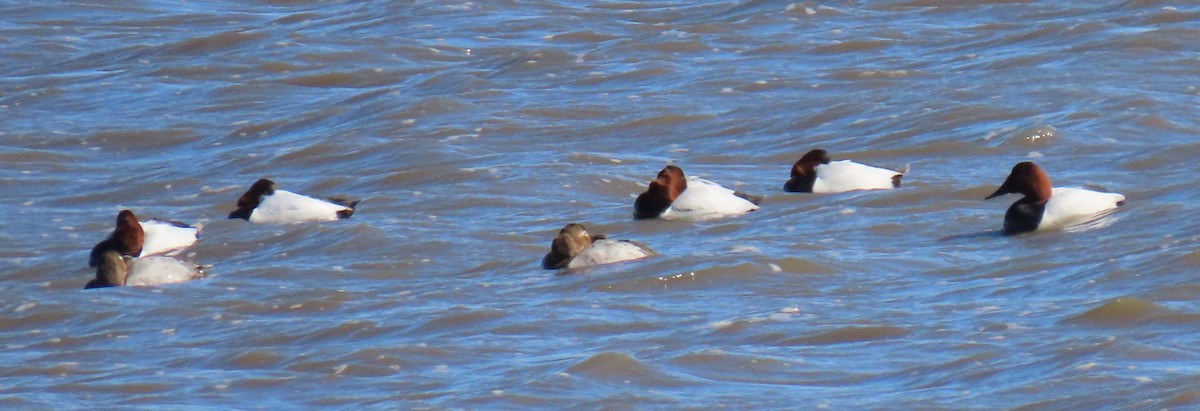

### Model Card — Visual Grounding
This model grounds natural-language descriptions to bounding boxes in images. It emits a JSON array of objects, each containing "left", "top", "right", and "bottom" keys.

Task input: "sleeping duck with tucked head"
[
  {"left": 633, "top": 165, "right": 760, "bottom": 220},
  {"left": 86, "top": 250, "right": 204, "bottom": 289},
  {"left": 229, "top": 178, "right": 359, "bottom": 224},
  {"left": 542, "top": 224, "right": 655, "bottom": 270}
]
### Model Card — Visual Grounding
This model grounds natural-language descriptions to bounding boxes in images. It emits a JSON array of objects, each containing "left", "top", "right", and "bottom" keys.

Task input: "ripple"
[
  {"left": 1063, "top": 297, "right": 1169, "bottom": 327},
  {"left": 565, "top": 352, "right": 690, "bottom": 387},
  {"left": 163, "top": 30, "right": 266, "bottom": 56},
  {"left": 413, "top": 308, "right": 507, "bottom": 334},
  {"left": 1, "top": 0, "right": 1197, "bottom": 408},
  {"left": 779, "top": 325, "right": 909, "bottom": 346}
]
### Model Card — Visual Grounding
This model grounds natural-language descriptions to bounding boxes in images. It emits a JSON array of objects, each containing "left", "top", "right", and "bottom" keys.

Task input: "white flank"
[
  {"left": 662, "top": 177, "right": 759, "bottom": 219},
  {"left": 1040, "top": 187, "right": 1125, "bottom": 229},
  {"left": 249, "top": 190, "right": 350, "bottom": 224},
  {"left": 812, "top": 160, "right": 900, "bottom": 193},
  {"left": 124, "top": 256, "right": 202, "bottom": 287},
  {"left": 567, "top": 239, "right": 654, "bottom": 269},
  {"left": 140, "top": 220, "right": 200, "bottom": 257}
]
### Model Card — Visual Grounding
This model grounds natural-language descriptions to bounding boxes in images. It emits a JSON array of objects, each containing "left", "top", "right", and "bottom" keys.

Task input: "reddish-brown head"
[
  {"left": 113, "top": 210, "right": 144, "bottom": 257},
  {"left": 986, "top": 161, "right": 1052, "bottom": 202},
  {"left": 655, "top": 165, "right": 687, "bottom": 199},
  {"left": 230, "top": 178, "right": 277, "bottom": 220},
  {"left": 634, "top": 165, "right": 688, "bottom": 219},
  {"left": 791, "top": 149, "right": 831, "bottom": 178},
  {"left": 784, "top": 149, "right": 831, "bottom": 192}
]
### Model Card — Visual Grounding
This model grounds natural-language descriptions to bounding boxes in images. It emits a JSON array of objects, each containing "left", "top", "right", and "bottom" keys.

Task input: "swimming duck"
[
  {"left": 228, "top": 178, "right": 359, "bottom": 224},
  {"left": 88, "top": 210, "right": 200, "bottom": 267},
  {"left": 784, "top": 149, "right": 903, "bottom": 193},
  {"left": 985, "top": 161, "right": 1125, "bottom": 234},
  {"left": 542, "top": 223, "right": 655, "bottom": 270},
  {"left": 633, "top": 165, "right": 760, "bottom": 220},
  {"left": 85, "top": 250, "right": 204, "bottom": 289}
]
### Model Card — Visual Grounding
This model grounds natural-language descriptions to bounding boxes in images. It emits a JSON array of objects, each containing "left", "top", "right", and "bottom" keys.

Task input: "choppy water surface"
[{"left": 3, "top": 0, "right": 1199, "bottom": 408}]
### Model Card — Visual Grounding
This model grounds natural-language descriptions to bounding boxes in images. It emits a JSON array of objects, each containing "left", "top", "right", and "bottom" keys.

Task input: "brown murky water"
[{"left": 2, "top": 0, "right": 1199, "bottom": 408}]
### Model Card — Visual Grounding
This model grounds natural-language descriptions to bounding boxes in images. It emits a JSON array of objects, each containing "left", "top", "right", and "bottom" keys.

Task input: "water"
[{"left": 2, "top": 0, "right": 1199, "bottom": 408}]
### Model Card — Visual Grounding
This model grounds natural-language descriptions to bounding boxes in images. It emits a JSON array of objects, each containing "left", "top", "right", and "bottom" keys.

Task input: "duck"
[
  {"left": 228, "top": 178, "right": 359, "bottom": 224},
  {"left": 88, "top": 210, "right": 142, "bottom": 267},
  {"left": 88, "top": 210, "right": 200, "bottom": 267},
  {"left": 542, "top": 223, "right": 655, "bottom": 270},
  {"left": 633, "top": 165, "right": 761, "bottom": 220},
  {"left": 85, "top": 249, "right": 204, "bottom": 289},
  {"left": 784, "top": 149, "right": 903, "bottom": 193},
  {"left": 985, "top": 161, "right": 1125, "bottom": 234}
]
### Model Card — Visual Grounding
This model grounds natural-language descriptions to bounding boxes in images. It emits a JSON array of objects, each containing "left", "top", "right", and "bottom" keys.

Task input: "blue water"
[{"left": 2, "top": 0, "right": 1199, "bottom": 408}]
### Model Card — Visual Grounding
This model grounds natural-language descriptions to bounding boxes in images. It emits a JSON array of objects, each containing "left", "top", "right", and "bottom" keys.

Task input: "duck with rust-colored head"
[
  {"left": 229, "top": 178, "right": 359, "bottom": 224},
  {"left": 88, "top": 210, "right": 200, "bottom": 267},
  {"left": 986, "top": 161, "right": 1124, "bottom": 234},
  {"left": 785, "top": 149, "right": 903, "bottom": 193},
  {"left": 633, "top": 165, "right": 760, "bottom": 220}
]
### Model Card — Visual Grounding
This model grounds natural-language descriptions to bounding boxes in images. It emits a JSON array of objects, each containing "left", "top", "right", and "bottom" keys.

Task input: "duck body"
[
  {"left": 245, "top": 189, "right": 356, "bottom": 224},
  {"left": 229, "top": 179, "right": 358, "bottom": 224},
  {"left": 987, "top": 162, "right": 1124, "bottom": 234},
  {"left": 543, "top": 224, "right": 655, "bottom": 270},
  {"left": 1037, "top": 187, "right": 1125, "bottom": 229},
  {"left": 85, "top": 250, "right": 203, "bottom": 289},
  {"left": 785, "top": 149, "right": 902, "bottom": 193},
  {"left": 567, "top": 239, "right": 656, "bottom": 269},
  {"left": 634, "top": 166, "right": 760, "bottom": 220},
  {"left": 89, "top": 211, "right": 200, "bottom": 267},
  {"left": 140, "top": 219, "right": 201, "bottom": 257},
  {"left": 123, "top": 256, "right": 204, "bottom": 287},
  {"left": 660, "top": 176, "right": 761, "bottom": 219}
]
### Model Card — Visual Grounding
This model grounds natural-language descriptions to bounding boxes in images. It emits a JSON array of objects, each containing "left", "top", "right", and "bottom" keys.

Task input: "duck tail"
[{"left": 734, "top": 191, "right": 763, "bottom": 206}]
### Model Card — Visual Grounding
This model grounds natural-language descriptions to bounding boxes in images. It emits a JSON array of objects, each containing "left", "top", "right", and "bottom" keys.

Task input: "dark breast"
[
  {"left": 633, "top": 192, "right": 672, "bottom": 219},
  {"left": 784, "top": 175, "right": 816, "bottom": 193},
  {"left": 1003, "top": 200, "right": 1046, "bottom": 235}
]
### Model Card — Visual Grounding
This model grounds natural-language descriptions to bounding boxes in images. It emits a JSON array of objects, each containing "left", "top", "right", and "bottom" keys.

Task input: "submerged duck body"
[
  {"left": 86, "top": 250, "right": 204, "bottom": 289},
  {"left": 785, "top": 149, "right": 903, "bottom": 193},
  {"left": 229, "top": 178, "right": 359, "bottom": 224},
  {"left": 986, "top": 162, "right": 1124, "bottom": 234},
  {"left": 634, "top": 165, "right": 760, "bottom": 220},
  {"left": 542, "top": 224, "right": 655, "bottom": 270}
]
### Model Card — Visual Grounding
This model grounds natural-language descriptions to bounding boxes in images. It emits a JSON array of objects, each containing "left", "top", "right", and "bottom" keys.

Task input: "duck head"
[
  {"left": 784, "top": 149, "right": 831, "bottom": 192},
  {"left": 634, "top": 165, "right": 687, "bottom": 219},
  {"left": 229, "top": 178, "right": 276, "bottom": 220},
  {"left": 986, "top": 161, "right": 1052, "bottom": 203},
  {"left": 542, "top": 223, "right": 601, "bottom": 269},
  {"left": 85, "top": 250, "right": 129, "bottom": 289}
]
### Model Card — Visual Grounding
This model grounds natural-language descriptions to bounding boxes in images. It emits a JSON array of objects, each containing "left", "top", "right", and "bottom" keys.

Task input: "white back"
[
  {"left": 124, "top": 256, "right": 201, "bottom": 286},
  {"left": 140, "top": 220, "right": 199, "bottom": 257},
  {"left": 249, "top": 190, "right": 348, "bottom": 224},
  {"left": 567, "top": 239, "right": 654, "bottom": 269},
  {"left": 1040, "top": 187, "right": 1125, "bottom": 229},
  {"left": 662, "top": 177, "right": 758, "bottom": 219},
  {"left": 812, "top": 160, "right": 899, "bottom": 193}
]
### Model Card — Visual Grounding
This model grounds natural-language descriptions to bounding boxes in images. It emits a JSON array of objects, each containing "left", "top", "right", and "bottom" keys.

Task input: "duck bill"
[{"left": 984, "top": 187, "right": 1008, "bottom": 200}]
